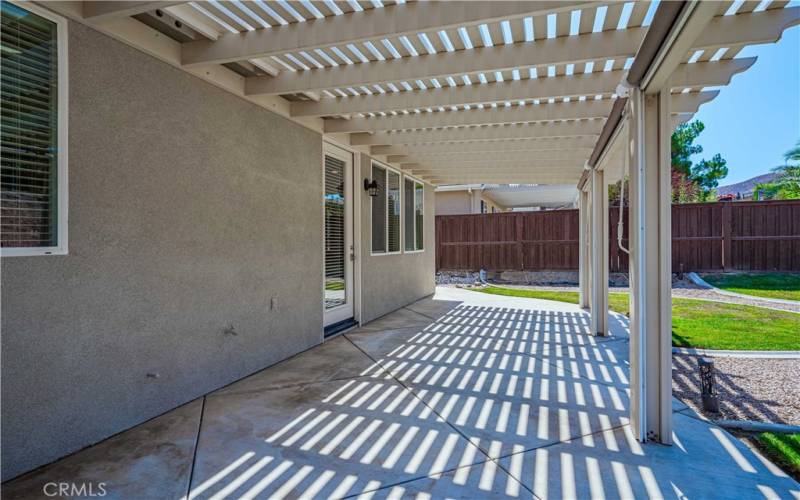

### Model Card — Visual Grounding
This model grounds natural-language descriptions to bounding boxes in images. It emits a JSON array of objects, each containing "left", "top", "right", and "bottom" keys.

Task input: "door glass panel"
[{"left": 324, "top": 155, "right": 346, "bottom": 310}]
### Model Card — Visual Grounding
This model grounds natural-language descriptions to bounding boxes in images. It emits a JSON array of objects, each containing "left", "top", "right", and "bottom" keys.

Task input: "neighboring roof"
[
  {"left": 488, "top": 184, "right": 579, "bottom": 208},
  {"left": 46, "top": 1, "right": 800, "bottom": 187},
  {"left": 717, "top": 172, "right": 779, "bottom": 197},
  {"left": 435, "top": 183, "right": 578, "bottom": 208}
]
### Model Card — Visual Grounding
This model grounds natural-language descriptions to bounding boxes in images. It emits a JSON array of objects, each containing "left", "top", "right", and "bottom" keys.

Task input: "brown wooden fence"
[{"left": 436, "top": 200, "right": 800, "bottom": 272}]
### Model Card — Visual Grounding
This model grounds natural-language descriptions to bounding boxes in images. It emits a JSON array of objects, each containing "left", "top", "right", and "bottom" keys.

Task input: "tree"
[
  {"left": 612, "top": 120, "right": 727, "bottom": 204},
  {"left": 671, "top": 121, "right": 705, "bottom": 177},
  {"left": 785, "top": 141, "right": 800, "bottom": 163},
  {"left": 672, "top": 170, "right": 700, "bottom": 203},
  {"left": 755, "top": 140, "right": 800, "bottom": 200},
  {"left": 691, "top": 153, "right": 728, "bottom": 201},
  {"left": 670, "top": 120, "right": 728, "bottom": 202},
  {"left": 608, "top": 178, "right": 629, "bottom": 206}
]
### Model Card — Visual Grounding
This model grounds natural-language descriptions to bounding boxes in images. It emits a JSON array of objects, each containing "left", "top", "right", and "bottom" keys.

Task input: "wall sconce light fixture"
[{"left": 364, "top": 179, "right": 379, "bottom": 197}]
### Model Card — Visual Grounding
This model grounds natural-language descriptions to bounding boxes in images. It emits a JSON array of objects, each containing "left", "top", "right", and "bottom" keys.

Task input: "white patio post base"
[
  {"left": 590, "top": 168, "right": 608, "bottom": 336},
  {"left": 628, "top": 88, "right": 673, "bottom": 444}
]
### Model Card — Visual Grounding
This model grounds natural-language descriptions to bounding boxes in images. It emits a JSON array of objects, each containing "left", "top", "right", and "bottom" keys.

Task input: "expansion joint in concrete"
[{"left": 185, "top": 396, "right": 207, "bottom": 500}]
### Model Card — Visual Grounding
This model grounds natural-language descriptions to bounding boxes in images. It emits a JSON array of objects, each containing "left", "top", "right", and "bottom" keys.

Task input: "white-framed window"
[
  {"left": 1, "top": 1, "right": 68, "bottom": 257},
  {"left": 371, "top": 162, "right": 401, "bottom": 255},
  {"left": 403, "top": 177, "right": 424, "bottom": 252}
]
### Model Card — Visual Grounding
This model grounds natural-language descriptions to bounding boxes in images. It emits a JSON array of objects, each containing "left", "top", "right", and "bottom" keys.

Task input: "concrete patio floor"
[{"left": 4, "top": 287, "right": 799, "bottom": 499}]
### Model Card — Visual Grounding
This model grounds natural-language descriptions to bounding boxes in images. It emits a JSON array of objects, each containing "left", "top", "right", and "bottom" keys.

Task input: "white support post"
[
  {"left": 590, "top": 168, "right": 609, "bottom": 336},
  {"left": 628, "top": 87, "right": 673, "bottom": 444},
  {"left": 578, "top": 188, "right": 590, "bottom": 309}
]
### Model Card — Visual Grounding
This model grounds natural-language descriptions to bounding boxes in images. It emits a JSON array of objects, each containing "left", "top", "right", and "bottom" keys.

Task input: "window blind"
[
  {"left": 1, "top": 2, "right": 59, "bottom": 248},
  {"left": 415, "top": 182, "right": 424, "bottom": 250},
  {"left": 404, "top": 178, "right": 414, "bottom": 251},
  {"left": 324, "top": 154, "right": 346, "bottom": 310},
  {"left": 387, "top": 169, "right": 400, "bottom": 252},
  {"left": 371, "top": 164, "right": 386, "bottom": 252}
]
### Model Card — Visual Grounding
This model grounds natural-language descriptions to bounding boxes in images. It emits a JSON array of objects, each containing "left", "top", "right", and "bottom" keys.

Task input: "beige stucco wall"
[
  {"left": 436, "top": 190, "right": 507, "bottom": 215},
  {"left": 435, "top": 190, "right": 472, "bottom": 215},
  {"left": 1, "top": 20, "right": 441, "bottom": 480},
  {"left": 359, "top": 154, "right": 436, "bottom": 323},
  {"left": 1, "top": 21, "right": 325, "bottom": 479}
]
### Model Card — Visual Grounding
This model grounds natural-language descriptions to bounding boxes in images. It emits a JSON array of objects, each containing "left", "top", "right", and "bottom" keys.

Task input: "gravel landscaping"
[{"left": 673, "top": 353, "right": 800, "bottom": 425}]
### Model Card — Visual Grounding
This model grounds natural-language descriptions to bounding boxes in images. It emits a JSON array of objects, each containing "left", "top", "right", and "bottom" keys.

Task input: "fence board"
[{"left": 436, "top": 200, "right": 800, "bottom": 272}]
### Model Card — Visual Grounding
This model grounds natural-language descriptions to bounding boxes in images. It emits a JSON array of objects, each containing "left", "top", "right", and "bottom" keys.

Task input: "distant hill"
[{"left": 716, "top": 172, "right": 778, "bottom": 198}]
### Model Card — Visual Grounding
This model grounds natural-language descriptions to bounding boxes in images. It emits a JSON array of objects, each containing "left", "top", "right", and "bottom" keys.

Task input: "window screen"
[
  {"left": 415, "top": 182, "right": 424, "bottom": 250},
  {"left": 371, "top": 164, "right": 386, "bottom": 253},
  {"left": 387, "top": 170, "right": 400, "bottom": 252},
  {"left": 372, "top": 164, "right": 403, "bottom": 254},
  {"left": 1, "top": 3, "right": 60, "bottom": 250},
  {"left": 404, "top": 178, "right": 414, "bottom": 251},
  {"left": 404, "top": 179, "right": 424, "bottom": 251}
]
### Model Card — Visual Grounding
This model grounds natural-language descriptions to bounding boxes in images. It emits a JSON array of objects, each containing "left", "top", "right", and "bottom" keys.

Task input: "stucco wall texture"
[
  {"left": 359, "top": 154, "right": 437, "bottom": 324},
  {"left": 434, "top": 190, "right": 473, "bottom": 216},
  {"left": 1, "top": 21, "right": 324, "bottom": 479}
]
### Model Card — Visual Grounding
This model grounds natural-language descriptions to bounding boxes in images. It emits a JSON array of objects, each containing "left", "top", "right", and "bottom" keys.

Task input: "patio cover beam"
[
  {"left": 407, "top": 160, "right": 585, "bottom": 172},
  {"left": 325, "top": 91, "right": 718, "bottom": 133},
  {"left": 641, "top": 2, "right": 720, "bottom": 93},
  {"left": 370, "top": 137, "right": 598, "bottom": 156},
  {"left": 293, "top": 71, "right": 622, "bottom": 117},
  {"left": 181, "top": 1, "right": 594, "bottom": 67},
  {"left": 692, "top": 6, "right": 800, "bottom": 49},
  {"left": 326, "top": 100, "right": 612, "bottom": 134},
  {"left": 245, "top": 28, "right": 644, "bottom": 96},
  {"left": 292, "top": 61, "right": 750, "bottom": 117},
  {"left": 387, "top": 150, "right": 590, "bottom": 164},
  {"left": 413, "top": 170, "right": 585, "bottom": 179},
  {"left": 668, "top": 57, "right": 755, "bottom": 88},
  {"left": 350, "top": 121, "right": 603, "bottom": 146},
  {"left": 424, "top": 174, "right": 579, "bottom": 184},
  {"left": 246, "top": 7, "right": 798, "bottom": 96}
]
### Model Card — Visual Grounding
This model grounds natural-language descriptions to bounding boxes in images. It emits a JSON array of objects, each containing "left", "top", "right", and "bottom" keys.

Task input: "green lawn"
[
  {"left": 474, "top": 286, "right": 800, "bottom": 351},
  {"left": 702, "top": 273, "right": 800, "bottom": 302},
  {"left": 325, "top": 280, "right": 345, "bottom": 291},
  {"left": 757, "top": 433, "right": 800, "bottom": 478}
]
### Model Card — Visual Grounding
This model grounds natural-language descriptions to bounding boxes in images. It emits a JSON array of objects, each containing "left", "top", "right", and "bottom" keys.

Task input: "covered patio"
[
  {"left": 3, "top": 0, "right": 800, "bottom": 494},
  {"left": 5, "top": 287, "right": 798, "bottom": 499}
]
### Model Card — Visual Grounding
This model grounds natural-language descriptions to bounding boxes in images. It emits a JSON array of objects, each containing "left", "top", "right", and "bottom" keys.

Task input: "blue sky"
[{"left": 691, "top": 24, "right": 800, "bottom": 185}]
